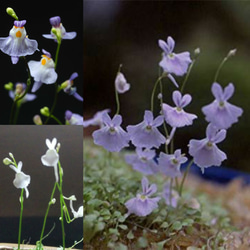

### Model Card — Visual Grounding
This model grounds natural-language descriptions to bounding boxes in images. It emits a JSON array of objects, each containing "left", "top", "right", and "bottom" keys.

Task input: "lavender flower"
[
  {"left": 115, "top": 72, "right": 130, "bottom": 94},
  {"left": 62, "top": 72, "right": 83, "bottom": 101},
  {"left": 65, "top": 110, "right": 83, "bottom": 125},
  {"left": 162, "top": 90, "right": 197, "bottom": 127},
  {"left": 158, "top": 36, "right": 192, "bottom": 87},
  {"left": 0, "top": 20, "right": 38, "bottom": 64},
  {"left": 93, "top": 112, "right": 130, "bottom": 152},
  {"left": 127, "top": 110, "right": 166, "bottom": 148},
  {"left": 43, "top": 16, "right": 76, "bottom": 42},
  {"left": 125, "top": 177, "right": 161, "bottom": 217},
  {"left": 125, "top": 148, "right": 159, "bottom": 175},
  {"left": 202, "top": 82, "right": 243, "bottom": 129},
  {"left": 158, "top": 149, "right": 187, "bottom": 178},
  {"left": 9, "top": 83, "right": 36, "bottom": 104},
  {"left": 28, "top": 49, "right": 58, "bottom": 92},
  {"left": 83, "top": 109, "right": 110, "bottom": 128},
  {"left": 162, "top": 182, "right": 180, "bottom": 208},
  {"left": 189, "top": 123, "right": 227, "bottom": 173}
]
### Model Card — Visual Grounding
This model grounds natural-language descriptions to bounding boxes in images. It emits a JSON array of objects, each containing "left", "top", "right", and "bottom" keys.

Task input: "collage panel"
[{"left": 0, "top": 125, "right": 83, "bottom": 248}]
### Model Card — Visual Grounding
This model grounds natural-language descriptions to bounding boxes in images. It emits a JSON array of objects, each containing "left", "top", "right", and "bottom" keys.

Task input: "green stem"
[
  {"left": 39, "top": 182, "right": 57, "bottom": 246},
  {"left": 214, "top": 57, "right": 227, "bottom": 83},
  {"left": 115, "top": 89, "right": 120, "bottom": 115},
  {"left": 179, "top": 159, "right": 194, "bottom": 196},
  {"left": 18, "top": 189, "right": 24, "bottom": 250},
  {"left": 150, "top": 75, "right": 164, "bottom": 112},
  {"left": 44, "top": 42, "right": 61, "bottom": 124}
]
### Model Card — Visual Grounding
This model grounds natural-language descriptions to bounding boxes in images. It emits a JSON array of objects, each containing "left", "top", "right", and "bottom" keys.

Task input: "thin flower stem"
[
  {"left": 150, "top": 75, "right": 164, "bottom": 112},
  {"left": 115, "top": 89, "right": 120, "bottom": 115},
  {"left": 44, "top": 42, "right": 61, "bottom": 124},
  {"left": 179, "top": 159, "right": 194, "bottom": 196},
  {"left": 38, "top": 182, "right": 57, "bottom": 247},
  {"left": 214, "top": 57, "right": 227, "bottom": 83},
  {"left": 18, "top": 189, "right": 24, "bottom": 250}
]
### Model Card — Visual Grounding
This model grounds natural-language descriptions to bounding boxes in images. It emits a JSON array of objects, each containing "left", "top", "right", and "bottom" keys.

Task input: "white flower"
[
  {"left": 9, "top": 161, "right": 31, "bottom": 198},
  {"left": 41, "top": 138, "right": 59, "bottom": 182},
  {"left": 115, "top": 72, "right": 130, "bottom": 94},
  {"left": 64, "top": 195, "right": 83, "bottom": 219}
]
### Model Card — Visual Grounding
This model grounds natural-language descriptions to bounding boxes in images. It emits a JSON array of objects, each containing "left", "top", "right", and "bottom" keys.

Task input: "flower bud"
[
  {"left": 194, "top": 47, "right": 200, "bottom": 56},
  {"left": 15, "top": 83, "right": 23, "bottom": 95},
  {"left": 40, "top": 107, "right": 50, "bottom": 117},
  {"left": 9, "top": 152, "right": 14, "bottom": 159},
  {"left": 33, "top": 115, "right": 43, "bottom": 125},
  {"left": 56, "top": 143, "right": 61, "bottom": 153},
  {"left": 6, "top": 7, "right": 18, "bottom": 20},
  {"left": 227, "top": 48, "right": 237, "bottom": 58},
  {"left": 4, "top": 82, "right": 13, "bottom": 91},
  {"left": 49, "top": 198, "right": 56, "bottom": 205},
  {"left": 3, "top": 157, "right": 12, "bottom": 165}
]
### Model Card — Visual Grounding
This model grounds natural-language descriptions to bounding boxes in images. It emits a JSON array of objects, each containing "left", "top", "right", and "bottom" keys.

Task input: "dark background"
[
  {"left": 84, "top": 0, "right": 250, "bottom": 172},
  {"left": 0, "top": 126, "right": 83, "bottom": 247},
  {"left": 0, "top": 1, "right": 83, "bottom": 124}
]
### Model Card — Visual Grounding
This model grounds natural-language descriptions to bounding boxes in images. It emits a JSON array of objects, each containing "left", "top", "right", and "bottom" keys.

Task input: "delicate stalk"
[
  {"left": 18, "top": 189, "right": 24, "bottom": 250},
  {"left": 179, "top": 159, "right": 194, "bottom": 196},
  {"left": 38, "top": 182, "right": 57, "bottom": 248},
  {"left": 150, "top": 75, "right": 164, "bottom": 112},
  {"left": 115, "top": 89, "right": 120, "bottom": 115},
  {"left": 180, "top": 59, "right": 196, "bottom": 94}
]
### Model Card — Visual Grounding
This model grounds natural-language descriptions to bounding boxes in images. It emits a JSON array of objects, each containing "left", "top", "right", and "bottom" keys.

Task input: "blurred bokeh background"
[
  {"left": 0, "top": 0, "right": 83, "bottom": 124},
  {"left": 84, "top": 1, "right": 250, "bottom": 172}
]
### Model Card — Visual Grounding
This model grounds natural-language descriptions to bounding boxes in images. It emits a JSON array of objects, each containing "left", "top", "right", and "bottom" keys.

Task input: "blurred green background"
[{"left": 84, "top": 1, "right": 250, "bottom": 172}]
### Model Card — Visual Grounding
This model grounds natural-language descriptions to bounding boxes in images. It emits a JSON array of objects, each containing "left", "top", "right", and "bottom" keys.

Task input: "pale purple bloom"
[
  {"left": 125, "top": 148, "right": 159, "bottom": 175},
  {"left": 65, "top": 110, "right": 83, "bottom": 125},
  {"left": 127, "top": 110, "right": 166, "bottom": 149},
  {"left": 28, "top": 49, "right": 58, "bottom": 92},
  {"left": 125, "top": 177, "right": 161, "bottom": 217},
  {"left": 0, "top": 20, "right": 38, "bottom": 64},
  {"left": 162, "top": 90, "right": 197, "bottom": 128},
  {"left": 115, "top": 72, "right": 130, "bottom": 94},
  {"left": 43, "top": 16, "right": 76, "bottom": 42},
  {"left": 158, "top": 149, "right": 187, "bottom": 178},
  {"left": 83, "top": 109, "right": 110, "bottom": 127},
  {"left": 189, "top": 123, "right": 227, "bottom": 173},
  {"left": 158, "top": 36, "right": 192, "bottom": 87},
  {"left": 202, "top": 82, "right": 243, "bottom": 129},
  {"left": 63, "top": 73, "right": 83, "bottom": 101},
  {"left": 9, "top": 83, "right": 36, "bottom": 104},
  {"left": 162, "top": 182, "right": 180, "bottom": 208},
  {"left": 93, "top": 112, "right": 130, "bottom": 152}
]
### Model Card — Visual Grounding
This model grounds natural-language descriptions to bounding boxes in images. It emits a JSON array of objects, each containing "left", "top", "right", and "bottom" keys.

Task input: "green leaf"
[
  {"left": 118, "top": 224, "right": 128, "bottom": 230},
  {"left": 171, "top": 221, "right": 182, "bottom": 231},
  {"left": 136, "top": 236, "right": 148, "bottom": 248},
  {"left": 127, "top": 230, "right": 134, "bottom": 240}
]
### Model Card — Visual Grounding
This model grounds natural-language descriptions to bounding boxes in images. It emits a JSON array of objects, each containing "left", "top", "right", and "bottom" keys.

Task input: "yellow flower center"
[
  {"left": 16, "top": 30, "right": 22, "bottom": 38},
  {"left": 41, "top": 55, "right": 51, "bottom": 66}
]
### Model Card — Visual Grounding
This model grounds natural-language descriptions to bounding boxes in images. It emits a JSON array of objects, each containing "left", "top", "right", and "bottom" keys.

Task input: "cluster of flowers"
[
  {"left": 0, "top": 8, "right": 83, "bottom": 124},
  {"left": 84, "top": 36, "right": 243, "bottom": 217},
  {"left": 3, "top": 138, "right": 83, "bottom": 247}
]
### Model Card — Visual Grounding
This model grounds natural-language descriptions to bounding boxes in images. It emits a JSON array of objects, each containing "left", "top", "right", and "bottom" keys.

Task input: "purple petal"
[
  {"left": 50, "top": 16, "right": 61, "bottom": 27},
  {"left": 102, "top": 112, "right": 112, "bottom": 126},
  {"left": 62, "top": 32, "right": 77, "bottom": 40},
  {"left": 158, "top": 39, "right": 169, "bottom": 54},
  {"left": 167, "top": 36, "right": 175, "bottom": 53},
  {"left": 212, "top": 129, "right": 226, "bottom": 144},
  {"left": 141, "top": 177, "right": 149, "bottom": 194},
  {"left": 144, "top": 110, "right": 154, "bottom": 124},
  {"left": 223, "top": 83, "right": 234, "bottom": 101},
  {"left": 11, "top": 56, "right": 19, "bottom": 64},
  {"left": 69, "top": 72, "right": 78, "bottom": 81},
  {"left": 211, "top": 82, "right": 223, "bottom": 101},
  {"left": 31, "top": 81, "right": 43, "bottom": 92},
  {"left": 112, "top": 114, "right": 122, "bottom": 126},
  {"left": 14, "top": 20, "right": 26, "bottom": 27},
  {"left": 167, "top": 74, "right": 179, "bottom": 88},
  {"left": 152, "top": 115, "right": 164, "bottom": 127},
  {"left": 180, "top": 93, "right": 192, "bottom": 107},
  {"left": 172, "top": 91, "right": 182, "bottom": 107},
  {"left": 73, "top": 92, "right": 83, "bottom": 102}
]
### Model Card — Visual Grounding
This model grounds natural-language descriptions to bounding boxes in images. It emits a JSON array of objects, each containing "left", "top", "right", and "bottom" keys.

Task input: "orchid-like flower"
[
  {"left": 125, "top": 177, "right": 161, "bottom": 217},
  {"left": 43, "top": 16, "right": 76, "bottom": 43},
  {"left": 162, "top": 90, "right": 197, "bottom": 128},
  {"left": 162, "top": 182, "right": 180, "bottom": 208},
  {"left": 93, "top": 112, "right": 130, "bottom": 152},
  {"left": 158, "top": 36, "right": 192, "bottom": 87},
  {"left": 202, "top": 82, "right": 243, "bottom": 129},
  {"left": 41, "top": 138, "right": 59, "bottom": 182},
  {"left": 115, "top": 72, "right": 130, "bottom": 94},
  {"left": 28, "top": 49, "right": 58, "bottom": 92},
  {"left": 8, "top": 161, "right": 31, "bottom": 198},
  {"left": 83, "top": 109, "right": 110, "bottom": 128},
  {"left": 64, "top": 195, "right": 83, "bottom": 219},
  {"left": 61, "top": 72, "right": 83, "bottom": 101},
  {"left": 189, "top": 123, "right": 227, "bottom": 173},
  {"left": 127, "top": 110, "right": 166, "bottom": 149},
  {"left": 9, "top": 83, "right": 36, "bottom": 104},
  {"left": 0, "top": 20, "right": 38, "bottom": 64},
  {"left": 65, "top": 110, "right": 83, "bottom": 125}
]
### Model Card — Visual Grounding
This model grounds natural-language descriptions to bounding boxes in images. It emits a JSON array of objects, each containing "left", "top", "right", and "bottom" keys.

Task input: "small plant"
[{"left": 83, "top": 36, "right": 245, "bottom": 248}]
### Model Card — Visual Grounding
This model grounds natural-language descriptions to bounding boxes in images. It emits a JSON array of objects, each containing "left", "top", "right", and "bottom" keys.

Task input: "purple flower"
[
  {"left": 9, "top": 83, "right": 36, "bottom": 104},
  {"left": 28, "top": 49, "right": 58, "bottom": 92},
  {"left": 158, "top": 149, "right": 187, "bottom": 178},
  {"left": 83, "top": 109, "right": 110, "bottom": 128},
  {"left": 125, "top": 148, "right": 159, "bottom": 175},
  {"left": 93, "top": 112, "right": 130, "bottom": 152},
  {"left": 65, "top": 110, "right": 83, "bottom": 125},
  {"left": 125, "top": 177, "right": 161, "bottom": 217},
  {"left": 162, "top": 90, "right": 197, "bottom": 127},
  {"left": 158, "top": 37, "right": 192, "bottom": 87},
  {"left": 0, "top": 20, "right": 38, "bottom": 64},
  {"left": 43, "top": 16, "right": 76, "bottom": 42},
  {"left": 115, "top": 72, "right": 130, "bottom": 94},
  {"left": 202, "top": 82, "right": 243, "bottom": 129},
  {"left": 127, "top": 110, "right": 166, "bottom": 149},
  {"left": 63, "top": 72, "right": 83, "bottom": 101},
  {"left": 162, "top": 182, "right": 180, "bottom": 208},
  {"left": 189, "top": 123, "right": 227, "bottom": 173}
]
